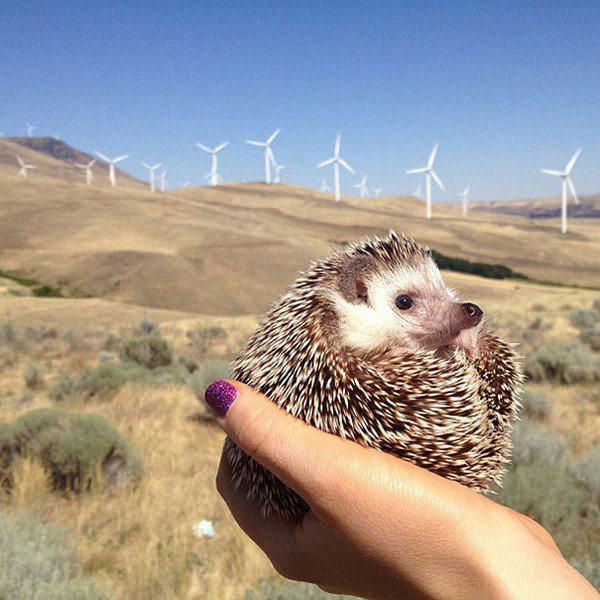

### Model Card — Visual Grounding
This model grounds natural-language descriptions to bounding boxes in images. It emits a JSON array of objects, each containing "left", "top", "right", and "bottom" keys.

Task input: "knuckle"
[{"left": 231, "top": 405, "right": 278, "bottom": 464}]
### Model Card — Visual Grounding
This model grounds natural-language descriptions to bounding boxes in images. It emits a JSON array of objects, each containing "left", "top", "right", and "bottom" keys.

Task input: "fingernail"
[{"left": 205, "top": 380, "right": 238, "bottom": 417}]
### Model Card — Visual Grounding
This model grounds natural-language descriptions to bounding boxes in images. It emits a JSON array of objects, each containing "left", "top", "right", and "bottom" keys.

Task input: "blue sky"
[{"left": 2, "top": 1, "right": 599, "bottom": 200}]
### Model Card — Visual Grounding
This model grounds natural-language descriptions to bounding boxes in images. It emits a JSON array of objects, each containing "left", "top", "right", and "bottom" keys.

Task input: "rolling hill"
[
  {"left": 0, "top": 137, "right": 144, "bottom": 188},
  {"left": 0, "top": 139, "right": 598, "bottom": 317},
  {"left": 471, "top": 195, "right": 600, "bottom": 219}
]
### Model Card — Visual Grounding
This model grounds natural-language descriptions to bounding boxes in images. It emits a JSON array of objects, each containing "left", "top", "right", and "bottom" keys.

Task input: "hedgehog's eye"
[{"left": 395, "top": 294, "right": 413, "bottom": 310}]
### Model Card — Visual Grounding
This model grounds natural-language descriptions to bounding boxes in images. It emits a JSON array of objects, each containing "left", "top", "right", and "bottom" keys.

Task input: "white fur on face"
[{"left": 332, "top": 257, "right": 459, "bottom": 354}]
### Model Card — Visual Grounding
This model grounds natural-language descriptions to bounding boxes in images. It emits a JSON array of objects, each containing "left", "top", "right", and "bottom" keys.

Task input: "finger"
[
  {"left": 215, "top": 451, "right": 307, "bottom": 579},
  {"left": 206, "top": 379, "right": 354, "bottom": 506}
]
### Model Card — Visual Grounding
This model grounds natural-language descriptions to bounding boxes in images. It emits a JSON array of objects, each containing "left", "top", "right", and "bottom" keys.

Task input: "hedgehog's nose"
[{"left": 461, "top": 302, "right": 483, "bottom": 327}]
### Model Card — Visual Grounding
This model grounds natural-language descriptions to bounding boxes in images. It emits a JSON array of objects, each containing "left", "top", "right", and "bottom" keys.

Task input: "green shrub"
[
  {"left": 246, "top": 580, "right": 359, "bottom": 599},
  {"left": 581, "top": 328, "right": 600, "bottom": 352},
  {"left": 511, "top": 421, "right": 567, "bottom": 466},
  {"left": 593, "top": 299, "right": 600, "bottom": 315},
  {"left": 498, "top": 420, "right": 598, "bottom": 558},
  {"left": 121, "top": 336, "right": 172, "bottom": 369},
  {"left": 519, "top": 389, "right": 553, "bottom": 421},
  {"left": 524, "top": 343, "right": 600, "bottom": 384},
  {"left": 573, "top": 447, "right": 600, "bottom": 499},
  {"left": 186, "top": 326, "right": 228, "bottom": 355},
  {"left": 0, "top": 511, "right": 107, "bottom": 599},
  {"left": 177, "top": 353, "right": 199, "bottom": 373},
  {"left": 188, "top": 359, "right": 232, "bottom": 401},
  {"left": 48, "top": 376, "right": 77, "bottom": 402},
  {"left": 0, "top": 408, "right": 143, "bottom": 493},
  {"left": 570, "top": 309, "right": 598, "bottom": 330},
  {"left": 77, "top": 363, "right": 131, "bottom": 399},
  {"left": 570, "top": 546, "right": 600, "bottom": 592},
  {"left": 132, "top": 314, "right": 161, "bottom": 336},
  {"left": 23, "top": 362, "right": 44, "bottom": 389}
]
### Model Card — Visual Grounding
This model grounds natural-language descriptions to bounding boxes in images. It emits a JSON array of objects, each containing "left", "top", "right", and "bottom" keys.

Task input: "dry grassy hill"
[
  {"left": 0, "top": 137, "right": 144, "bottom": 188},
  {"left": 0, "top": 139, "right": 598, "bottom": 318},
  {"left": 471, "top": 194, "right": 600, "bottom": 219}
]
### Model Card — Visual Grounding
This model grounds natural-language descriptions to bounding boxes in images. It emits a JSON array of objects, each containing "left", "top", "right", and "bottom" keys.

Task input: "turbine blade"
[
  {"left": 317, "top": 157, "right": 336, "bottom": 168},
  {"left": 246, "top": 140, "right": 265, "bottom": 146},
  {"left": 406, "top": 167, "right": 428, "bottom": 174},
  {"left": 16, "top": 154, "right": 25, "bottom": 167},
  {"left": 87, "top": 159, "right": 97, "bottom": 167},
  {"left": 428, "top": 143, "right": 439, "bottom": 168},
  {"left": 566, "top": 177, "right": 579, "bottom": 204},
  {"left": 339, "top": 158, "right": 354, "bottom": 173},
  {"left": 541, "top": 169, "right": 564, "bottom": 176},
  {"left": 74, "top": 163, "right": 86, "bottom": 169},
  {"left": 153, "top": 163, "right": 163, "bottom": 170},
  {"left": 334, "top": 134, "right": 341, "bottom": 156},
  {"left": 140, "top": 161, "right": 151, "bottom": 169},
  {"left": 431, "top": 170, "right": 445, "bottom": 191},
  {"left": 214, "top": 142, "right": 229, "bottom": 153},
  {"left": 195, "top": 143, "right": 211, "bottom": 152},
  {"left": 266, "top": 128, "right": 281, "bottom": 144},
  {"left": 566, "top": 148, "right": 582, "bottom": 174},
  {"left": 113, "top": 154, "right": 129, "bottom": 163},
  {"left": 95, "top": 151, "right": 110, "bottom": 162}
]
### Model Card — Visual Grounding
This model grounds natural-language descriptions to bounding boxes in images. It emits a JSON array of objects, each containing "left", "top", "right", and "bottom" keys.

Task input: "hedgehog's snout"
[{"left": 461, "top": 302, "right": 483, "bottom": 328}]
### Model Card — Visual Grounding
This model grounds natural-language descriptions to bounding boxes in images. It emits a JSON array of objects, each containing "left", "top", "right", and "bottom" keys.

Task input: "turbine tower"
[
  {"left": 157, "top": 170, "right": 167, "bottom": 192},
  {"left": 95, "top": 151, "right": 129, "bottom": 187},
  {"left": 16, "top": 155, "right": 37, "bottom": 178},
  {"left": 320, "top": 177, "right": 331, "bottom": 192},
  {"left": 74, "top": 158, "right": 97, "bottom": 185},
  {"left": 273, "top": 160, "right": 285, "bottom": 183},
  {"left": 459, "top": 186, "right": 470, "bottom": 216},
  {"left": 195, "top": 142, "right": 229, "bottom": 186},
  {"left": 354, "top": 175, "right": 369, "bottom": 198},
  {"left": 414, "top": 183, "right": 422, "bottom": 198},
  {"left": 541, "top": 149, "right": 581, "bottom": 235},
  {"left": 246, "top": 129, "right": 280, "bottom": 183},
  {"left": 317, "top": 135, "right": 354, "bottom": 202},
  {"left": 407, "top": 143, "right": 444, "bottom": 219},
  {"left": 26, "top": 123, "right": 36, "bottom": 137},
  {"left": 140, "top": 161, "right": 163, "bottom": 193}
]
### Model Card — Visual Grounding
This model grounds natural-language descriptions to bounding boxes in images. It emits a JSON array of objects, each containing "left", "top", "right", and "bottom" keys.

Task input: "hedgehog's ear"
[{"left": 339, "top": 255, "right": 374, "bottom": 304}]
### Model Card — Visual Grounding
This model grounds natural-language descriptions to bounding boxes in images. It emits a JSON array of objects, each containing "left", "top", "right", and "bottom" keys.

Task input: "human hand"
[{"left": 206, "top": 380, "right": 598, "bottom": 600}]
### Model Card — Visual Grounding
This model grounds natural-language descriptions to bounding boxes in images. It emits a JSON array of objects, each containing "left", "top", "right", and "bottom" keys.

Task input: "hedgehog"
[{"left": 226, "top": 231, "right": 521, "bottom": 517}]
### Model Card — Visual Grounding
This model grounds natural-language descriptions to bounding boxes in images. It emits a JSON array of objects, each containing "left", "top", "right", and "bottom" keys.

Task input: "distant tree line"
[{"left": 430, "top": 250, "right": 529, "bottom": 281}]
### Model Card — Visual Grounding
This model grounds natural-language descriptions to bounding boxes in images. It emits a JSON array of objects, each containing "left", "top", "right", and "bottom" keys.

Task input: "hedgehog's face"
[{"left": 333, "top": 252, "right": 483, "bottom": 356}]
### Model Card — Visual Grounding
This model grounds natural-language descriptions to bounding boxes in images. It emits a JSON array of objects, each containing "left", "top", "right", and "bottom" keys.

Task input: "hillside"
[
  {"left": 471, "top": 194, "right": 600, "bottom": 219},
  {"left": 0, "top": 137, "right": 144, "bottom": 188},
  {"left": 0, "top": 140, "right": 598, "bottom": 316}
]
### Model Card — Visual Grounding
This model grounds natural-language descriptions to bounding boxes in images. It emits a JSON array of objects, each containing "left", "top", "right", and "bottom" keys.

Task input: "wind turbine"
[
  {"left": 74, "top": 158, "right": 97, "bottom": 185},
  {"left": 541, "top": 149, "right": 581, "bottom": 235},
  {"left": 459, "top": 186, "right": 470, "bottom": 216},
  {"left": 95, "top": 151, "right": 129, "bottom": 187},
  {"left": 157, "top": 170, "right": 167, "bottom": 192},
  {"left": 414, "top": 183, "right": 422, "bottom": 198},
  {"left": 16, "top": 155, "right": 37, "bottom": 178},
  {"left": 195, "top": 142, "right": 229, "bottom": 186},
  {"left": 178, "top": 182, "right": 190, "bottom": 189},
  {"left": 26, "top": 123, "right": 36, "bottom": 137},
  {"left": 317, "top": 135, "right": 354, "bottom": 201},
  {"left": 407, "top": 143, "right": 444, "bottom": 219},
  {"left": 272, "top": 160, "right": 285, "bottom": 183},
  {"left": 372, "top": 187, "right": 383, "bottom": 197},
  {"left": 354, "top": 175, "right": 369, "bottom": 198},
  {"left": 320, "top": 177, "right": 331, "bottom": 192},
  {"left": 246, "top": 129, "right": 280, "bottom": 183},
  {"left": 140, "top": 161, "right": 163, "bottom": 193}
]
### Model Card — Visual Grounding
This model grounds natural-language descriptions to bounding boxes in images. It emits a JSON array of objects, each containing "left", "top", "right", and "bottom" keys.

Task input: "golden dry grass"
[
  {"left": 0, "top": 137, "right": 598, "bottom": 318},
  {"left": 1, "top": 384, "right": 275, "bottom": 600}
]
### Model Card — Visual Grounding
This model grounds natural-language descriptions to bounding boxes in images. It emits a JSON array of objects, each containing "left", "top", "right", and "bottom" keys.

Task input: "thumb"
[{"left": 205, "top": 379, "right": 343, "bottom": 506}]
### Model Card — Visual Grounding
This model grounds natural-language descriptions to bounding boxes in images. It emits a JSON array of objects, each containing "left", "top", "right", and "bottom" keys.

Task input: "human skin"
[{"left": 207, "top": 380, "right": 598, "bottom": 600}]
